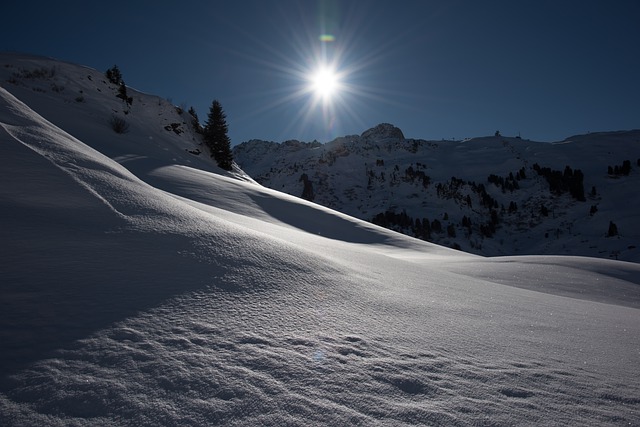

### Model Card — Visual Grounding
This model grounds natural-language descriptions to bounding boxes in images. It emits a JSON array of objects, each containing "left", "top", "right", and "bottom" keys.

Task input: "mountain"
[
  {"left": 234, "top": 123, "right": 640, "bottom": 263},
  {"left": 1, "top": 53, "right": 640, "bottom": 425}
]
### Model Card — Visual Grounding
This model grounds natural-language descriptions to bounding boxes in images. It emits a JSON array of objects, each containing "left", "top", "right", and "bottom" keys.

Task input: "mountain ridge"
[{"left": 234, "top": 125, "right": 640, "bottom": 263}]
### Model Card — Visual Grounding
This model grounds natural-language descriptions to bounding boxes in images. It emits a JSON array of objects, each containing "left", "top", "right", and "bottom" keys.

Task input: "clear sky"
[{"left": 2, "top": 0, "right": 639, "bottom": 144}]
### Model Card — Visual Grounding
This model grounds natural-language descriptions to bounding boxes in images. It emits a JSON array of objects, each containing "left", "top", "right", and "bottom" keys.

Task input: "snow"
[
  {"left": 1, "top": 53, "right": 640, "bottom": 425},
  {"left": 234, "top": 125, "right": 640, "bottom": 263}
]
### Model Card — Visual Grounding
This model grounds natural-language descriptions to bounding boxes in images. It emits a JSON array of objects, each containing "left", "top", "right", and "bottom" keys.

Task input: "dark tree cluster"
[
  {"left": 436, "top": 177, "right": 467, "bottom": 199},
  {"left": 366, "top": 169, "right": 386, "bottom": 189},
  {"left": 532, "top": 163, "right": 585, "bottom": 201},
  {"left": 371, "top": 171, "right": 512, "bottom": 242},
  {"left": 608, "top": 160, "right": 632, "bottom": 176},
  {"left": 414, "top": 217, "right": 432, "bottom": 240},
  {"left": 434, "top": 177, "right": 503, "bottom": 238},
  {"left": 479, "top": 209, "right": 500, "bottom": 238},
  {"left": 487, "top": 171, "right": 521, "bottom": 192},
  {"left": 372, "top": 210, "right": 449, "bottom": 242},
  {"left": 474, "top": 183, "right": 499, "bottom": 209},
  {"left": 404, "top": 165, "right": 431, "bottom": 188},
  {"left": 607, "top": 221, "right": 618, "bottom": 237},
  {"left": 372, "top": 210, "right": 414, "bottom": 231},
  {"left": 437, "top": 177, "right": 498, "bottom": 211}
]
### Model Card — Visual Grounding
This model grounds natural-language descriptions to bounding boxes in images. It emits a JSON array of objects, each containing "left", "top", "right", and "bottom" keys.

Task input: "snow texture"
[{"left": 1, "top": 53, "right": 639, "bottom": 426}]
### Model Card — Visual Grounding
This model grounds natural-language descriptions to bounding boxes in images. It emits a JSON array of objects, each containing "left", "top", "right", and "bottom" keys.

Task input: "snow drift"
[{"left": 1, "top": 54, "right": 639, "bottom": 425}]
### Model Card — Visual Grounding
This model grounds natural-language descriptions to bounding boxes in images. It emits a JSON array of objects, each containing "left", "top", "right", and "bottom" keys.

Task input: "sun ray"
[{"left": 210, "top": 3, "right": 424, "bottom": 142}]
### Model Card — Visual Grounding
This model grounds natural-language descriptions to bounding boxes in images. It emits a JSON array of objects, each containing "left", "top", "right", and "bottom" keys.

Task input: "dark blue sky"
[{"left": 2, "top": 0, "right": 639, "bottom": 144}]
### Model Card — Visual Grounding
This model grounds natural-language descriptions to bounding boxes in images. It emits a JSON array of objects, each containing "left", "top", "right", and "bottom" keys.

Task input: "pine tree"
[
  {"left": 203, "top": 100, "right": 233, "bottom": 170},
  {"left": 188, "top": 106, "right": 202, "bottom": 133},
  {"left": 621, "top": 160, "right": 631, "bottom": 176},
  {"left": 116, "top": 82, "right": 132, "bottom": 106},
  {"left": 299, "top": 173, "right": 314, "bottom": 201},
  {"left": 105, "top": 65, "right": 123, "bottom": 85},
  {"left": 447, "top": 223, "right": 456, "bottom": 237}
]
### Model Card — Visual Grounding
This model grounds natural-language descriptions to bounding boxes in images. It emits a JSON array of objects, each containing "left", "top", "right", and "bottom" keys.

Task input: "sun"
[{"left": 309, "top": 65, "right": 340, "bottom": 101}]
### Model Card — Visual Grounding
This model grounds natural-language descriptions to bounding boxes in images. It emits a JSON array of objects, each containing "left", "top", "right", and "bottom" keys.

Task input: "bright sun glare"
[
  {"left": 310, "top": 66, "right": 339, "bottom": 100},
  {"left": 233, "top": 7, "right": 404, "bottom": 141}
]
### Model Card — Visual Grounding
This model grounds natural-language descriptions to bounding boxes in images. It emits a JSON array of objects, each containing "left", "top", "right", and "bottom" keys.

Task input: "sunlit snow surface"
[{"left": 1, "top": 56, "right": 640, "bottom": 425}]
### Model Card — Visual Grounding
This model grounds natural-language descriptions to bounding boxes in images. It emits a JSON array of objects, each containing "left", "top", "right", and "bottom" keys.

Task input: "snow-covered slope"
[
  {"left": 0, "top": 52, "right": 253, "bottom": 183},
  {"left": 234, "top": 123, "right": 640, "bottom": 263},
  {"left": 1, "top": 54, "right": 640, "bottom": 425}
]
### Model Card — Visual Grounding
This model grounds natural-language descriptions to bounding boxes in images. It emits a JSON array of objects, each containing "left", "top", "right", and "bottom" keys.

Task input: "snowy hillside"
[
  {"left": 0, "top": 53, "right": 252, "bottom": 183},
  {"left": 1, "top": 53, "right": 640, "bottom": 425},
  {"left": 234, "top": 123, "right": 640, "bottom": 263}
]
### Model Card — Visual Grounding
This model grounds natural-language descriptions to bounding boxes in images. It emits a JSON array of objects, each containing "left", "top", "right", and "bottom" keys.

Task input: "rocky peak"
[{"left": 360, "top": 123, "right": 405, "bottom": 141}]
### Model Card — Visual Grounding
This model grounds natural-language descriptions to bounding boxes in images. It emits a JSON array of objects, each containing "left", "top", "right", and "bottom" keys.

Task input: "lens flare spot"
[{"left": 319, "top": 34, "right": 335, "bottom": 42}]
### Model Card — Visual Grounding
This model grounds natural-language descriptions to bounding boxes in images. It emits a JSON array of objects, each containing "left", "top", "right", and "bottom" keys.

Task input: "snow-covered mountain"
[
  {"left": 1, "top": 53, "right": 640, "bottom": 425},
  {"left": 234, "top": 123, "right": 640, "bottom": 263}
]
